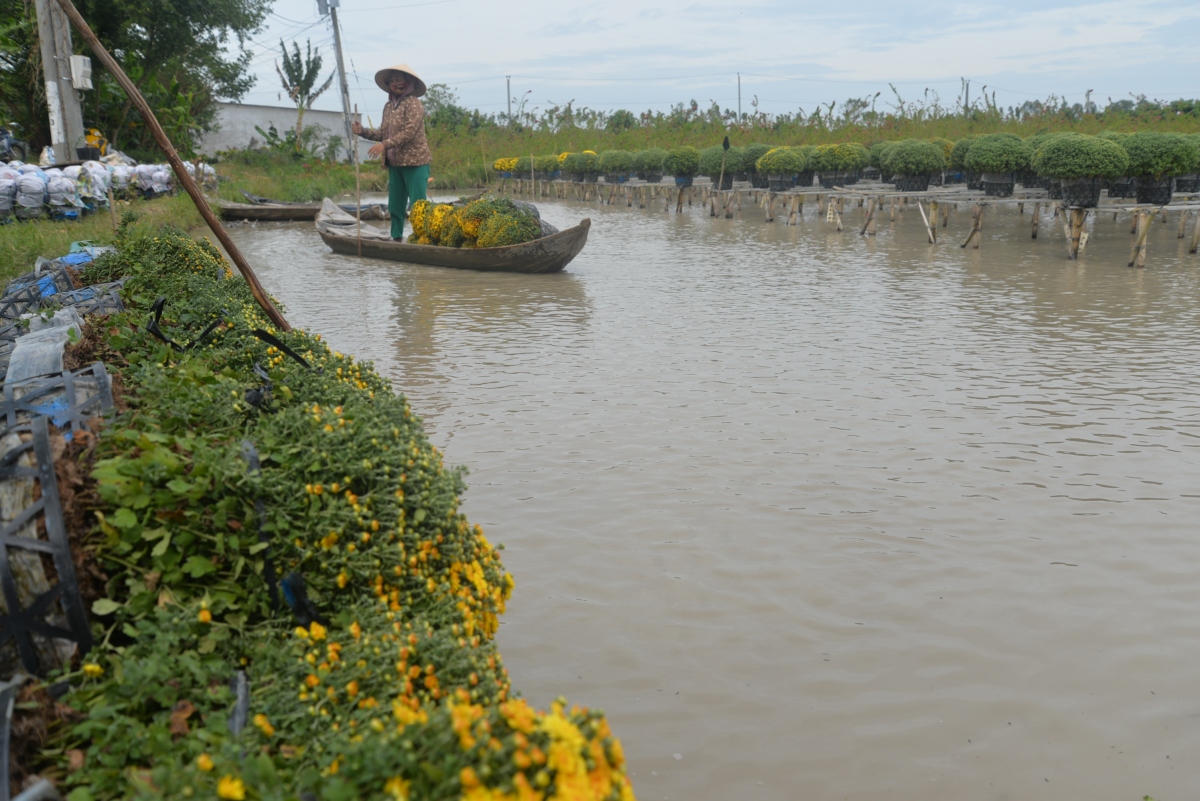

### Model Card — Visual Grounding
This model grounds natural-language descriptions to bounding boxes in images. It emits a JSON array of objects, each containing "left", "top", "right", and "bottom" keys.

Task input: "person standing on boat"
[{"left": 351, "top": 64, "right": 432, "bottom": 240}]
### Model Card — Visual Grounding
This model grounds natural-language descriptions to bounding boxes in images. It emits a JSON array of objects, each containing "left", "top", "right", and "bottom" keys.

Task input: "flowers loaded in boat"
[{"left": 410, "top": 196, "right": 544, "bottom": 248}]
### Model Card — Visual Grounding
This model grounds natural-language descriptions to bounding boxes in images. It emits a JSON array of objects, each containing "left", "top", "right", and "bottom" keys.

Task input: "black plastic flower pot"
[
  {"left": 862, "top": 167, "right": 881, "bottom": 180},
  {"left": 750, "top": 173, "right": 769, "bottom": 189},
  {"left": 603, "top": 173, "right": 626, "bottom": 184},
  {"left": 569, "top": 172, "right": 584, "bottom": 183},
  {"left": 893, "top": 174, "right": 930, "bottom": 192},
  {"left": 583, "top": 171, "right": 600, "bottom": 183},
  {"left": 1046, "top": 179, "right": 1063, "bottom": 199},
  {"left": 928, "top": 171, "right": 944, "bottom": 186},
  {"left": 844, "top": 172, "right": 860, "bottom": 185},
  {"left": 710, "top": 174, "right": 733, "bottom": 190},
  {"left": 793, "top": 171, "right": 814, "bottom": 188},
  {"left": 982, "top": 172, "right": 1015, "bottom": 197},
  {"left": 674, "top": 175, "right": 694, "bottom": 188},
  {"left": 641, "top": 172, "right": 663, "bottom": 184},
  {"left": 818, "top": 171, "right": 848, "bottom": 189},
  {"left": 1173, "top": 174, "right": 1199, "bottom": 193},
  {"left": 966, "top": 171, "right": 982, "bottom": 190},
  {"left": 1135, "top": 176, "right": 1173, "bottom": 205},
  {"left": 1108, "top": 177, "right": 1136, "bottom": 198},
  {"left": 734, "top": 172, "right": 748, "bottom": 183},
  {"left": 1059, "top": 177, "right": 1103, "bottom": 208},
  {"left": 767, "top": 175, "right": 791, "bottom": 192},
  {"left": 943, "top": 171, "right": 965, "bottom": 185}
]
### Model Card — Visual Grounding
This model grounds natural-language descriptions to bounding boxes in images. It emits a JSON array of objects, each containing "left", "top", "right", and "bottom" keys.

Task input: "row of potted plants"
[{"left": 495, "top": 131, "right": 1200, "bottom": 206}]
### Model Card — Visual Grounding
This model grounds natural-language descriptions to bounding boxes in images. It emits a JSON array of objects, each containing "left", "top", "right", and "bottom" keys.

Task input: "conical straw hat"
[{"left": 374, "top": 63, "right": 426, "bottom": 97}]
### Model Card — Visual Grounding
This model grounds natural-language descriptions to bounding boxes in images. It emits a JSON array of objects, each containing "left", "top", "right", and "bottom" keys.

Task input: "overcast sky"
[{"left": 236, "top": 0, "right": 1200, "bottom": 121}]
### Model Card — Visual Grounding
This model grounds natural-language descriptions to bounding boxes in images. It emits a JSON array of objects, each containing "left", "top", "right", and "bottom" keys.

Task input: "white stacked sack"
[{"left": 16, "top": 169, "right": 47, "bottom": 219}]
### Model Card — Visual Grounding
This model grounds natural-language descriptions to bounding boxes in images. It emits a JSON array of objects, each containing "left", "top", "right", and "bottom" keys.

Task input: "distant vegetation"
[{"left": 421, "top": 84, "right": 1200, "bottom": 188}]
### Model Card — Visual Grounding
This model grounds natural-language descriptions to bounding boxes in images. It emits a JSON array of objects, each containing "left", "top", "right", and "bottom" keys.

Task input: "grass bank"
[
  {"left": 0, "top": 194, "right": 203, "bottom": 284},
  {"left": 213, "top": 151, "right": 389, "bottom": 202}
]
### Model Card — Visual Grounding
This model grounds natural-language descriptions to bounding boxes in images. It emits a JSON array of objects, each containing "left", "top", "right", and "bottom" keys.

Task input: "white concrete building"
[{"left": 197, "top": 102, "right": 372, "bottom": 162}]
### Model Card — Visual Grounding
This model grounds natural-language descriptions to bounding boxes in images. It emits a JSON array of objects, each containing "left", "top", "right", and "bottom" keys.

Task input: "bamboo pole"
[
  {"left": 1178, "top": 209, "right": 1188, "bottom": 239},
  {"left": 1129, "top": 210, "right": 1151, "bottom": 267},
  {"left": 54, "top": 0, "right": 290, "bottom": 330},
  {"left": 353, "top": 103, "right": 362, "bottom": 256},
  {"left": 859, "top": 197, "right": 876, "bottom": 236},
  {"left": 928, "top": 201, "right": 939, "bottom": 243},
  {"left": 1031, "top": 202, "right": 1040, "bottom": 239},
  {"left": 106, "top": 187, "right": 117, "bottom": 230},
  {"left": 916, "top": 200, "right": 935, "bottom": 243},
  {"left": 1191, "top": 209, "right": 1200, "bottom": 254}
]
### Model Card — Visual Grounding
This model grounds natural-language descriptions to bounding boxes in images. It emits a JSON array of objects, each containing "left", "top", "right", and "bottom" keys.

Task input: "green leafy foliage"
[
  {"left": 533, "top": 155, "right": 560, "bottom": 173},
  {"left": 1122, "top": 131, "right": 1200, "bottom": 177},
  {"left": 810, "top": 142, "right": 869, "bottom": 172},
  {"left": 476, "top": 211, "right": 542, "bottom": 248},
  {"left": 663, "top": 146, "right": 701, "bottom": 177},
  {"left": 1031, "top": 133, "right": 1129, "bottom": 178},
  {"left": 950, "top": 137, "right": 975, "bottom": 169},
  {"left": 632, "top": 148, "right": 667, "bottom": 173},
  {"left": 698, "top": 145, "right": 745, "bottom": 178},
  {"left": 755, "top": 147, "right": 804, "bottom": 174},
  {"left": 598, "top": 149, "right": 635, "bottom": 173},
  {"left": 883, "top": 139, "right": 945, "bottom": 175},
  {"left": 742, "top": 144, "right": 772, "bottom": 174},
  {"left": 869, "top": 141, "right": 896, "bottom": 169},
  {"left": 963, "top": 133, "right": 1032, "bottom": 173}
]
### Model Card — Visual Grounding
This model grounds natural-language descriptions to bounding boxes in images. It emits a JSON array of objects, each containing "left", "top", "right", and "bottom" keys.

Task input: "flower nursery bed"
[{"left": 11, "top": 218, "right": 634, "bottom": 801}]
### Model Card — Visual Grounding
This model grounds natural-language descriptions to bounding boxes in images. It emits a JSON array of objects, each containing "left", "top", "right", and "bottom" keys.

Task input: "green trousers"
[{"left": 387, "top": 164, "right": 430, "bottom": 239}]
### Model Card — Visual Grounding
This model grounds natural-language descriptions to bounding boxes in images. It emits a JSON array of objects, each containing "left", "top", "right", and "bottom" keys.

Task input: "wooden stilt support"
[
  {"left": 859, "top": 197, "right": 876, "bottom": 236},
  {"left": 1031, "top": 202, "right": 1041, "bottom": 239},
  {"left": 1178, "top": 209, "right": 1188, "bottom": 238},
  {"left": 960, "top": 203, "right": 984, "bottom": 249},
  {"left": 890, "top": 197, "right": 896, "bottom": 221},
  {"left": 834, "top": 200, "right": 844, "bottom": 232},
  {"left": 787, "top": 195, "right": 799, "bottom": 225},
  {"left": 1130, "top": 212, "right": 1139, "bottom": 234},
  {"left": 1129, "top": 210, "right": 1151, "bottom": 267},
  {"left": 1066, "top": 208, "right": 1087, "bottom": 259},
  {"left": 1191, "top": 209, "right": 1200, "bottom": 254},
  {"left": 676, "top": 186, "right": 685, "bottom": 214},
  {"left": 765, "top": 192, "right": 775, "bottom": 222},
  {"left": 928, "top": 201, "right": 939, "bottom": 243}
]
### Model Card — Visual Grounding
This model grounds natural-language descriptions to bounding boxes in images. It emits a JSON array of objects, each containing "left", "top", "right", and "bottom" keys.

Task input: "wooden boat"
[
  {"left": 314, "top": 199, "right": 590, "bottom": 274},
  {"left": 219, "top": 191, "right": 389, "bottom": 222}
]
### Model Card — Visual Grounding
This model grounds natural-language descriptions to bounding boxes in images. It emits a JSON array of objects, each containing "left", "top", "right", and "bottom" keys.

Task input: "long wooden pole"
[
  {"left": 353, "top": 103, "right": 362, "bottom": 256},
  {"left": 55, "top": 0, "right": 290, "bottom": 331}
]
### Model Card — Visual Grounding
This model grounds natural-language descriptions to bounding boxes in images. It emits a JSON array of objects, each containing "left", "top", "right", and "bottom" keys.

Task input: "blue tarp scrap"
[{"left": 56, "top": 252, "right": 94, "bottom": 266}]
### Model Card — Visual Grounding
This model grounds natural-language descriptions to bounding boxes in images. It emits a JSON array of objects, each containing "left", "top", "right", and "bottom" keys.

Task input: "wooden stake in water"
[{"left": 354, "top": 103, "right": 362, "bottom": 255}]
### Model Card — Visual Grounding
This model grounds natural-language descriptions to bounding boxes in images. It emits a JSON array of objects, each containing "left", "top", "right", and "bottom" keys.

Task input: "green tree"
[
  {"left": 0, "top": 0, "right": 270, "bottom": 154},
  {"left": 275, "top": 38, "right": 333, "bottom": 153}
]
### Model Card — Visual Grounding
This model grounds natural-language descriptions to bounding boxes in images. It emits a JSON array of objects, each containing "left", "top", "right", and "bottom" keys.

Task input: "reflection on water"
[{"left": 230, "top": 196, "right": 1200, "bottom": 801}]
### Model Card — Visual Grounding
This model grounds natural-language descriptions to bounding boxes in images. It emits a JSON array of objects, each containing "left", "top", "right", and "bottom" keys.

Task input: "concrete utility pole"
[
  {"left": 35, "top": 0, "right": 85, "bottom": 160},
  {"left": 325, "top": 0, "right": 355, "bottom": 162},
  {"left": 737, "top": 73, "right": 741, "bottom": 121},
  {"left": 506, "top": 75, "right": 511, "bottom": 122}
]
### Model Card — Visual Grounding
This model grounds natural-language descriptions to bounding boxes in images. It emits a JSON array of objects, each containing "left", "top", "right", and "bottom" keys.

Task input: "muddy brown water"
[{"left": 228, "top": 194, "right": 1200, "bottom": 801}]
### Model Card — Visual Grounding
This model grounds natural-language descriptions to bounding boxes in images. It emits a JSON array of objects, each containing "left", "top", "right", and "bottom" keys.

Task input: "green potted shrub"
[
  {"left": 885, "top": 139, "right": 945, "bottom": 192},
  {"left": 533, "top": 154, "right": 559, "bottom": 180},
  {"left": 869, "top": 141, "right": 896, "bottom": 182},
  {"left": 928, "top": 138, "right": 954, "bottom": 185},
  {"left": 1020, "top": 134, "right": 1054, "bottom": 188},
  {"left": 950, "top": 137, "right": 977, "bottom": 187},
  {"left": 1177, "top": 134, "right": 1200, "bottom": 193},
  {"left": 1123, "top": 131, "right": 1200, "bottom": 204},
  {"left": 513, "top": 155, "right": 533, "bottom": 180},
  {"left": 1095, "top": 131, "right": 1135, "bottom": 196},
  {"left": 743, "top": 143, "right": 772, "bottom": 188},
  {"left": 1031, "top": 133, "right": 1129, "bottom": 207},
  {"left": 755, "top": 147, "right": 805, "bottom": 192},
  {"left": 963, "top": 133, "right": 1031, "bottom": 197},
  {"left": 578, "top": 150, "right": 600, "bottom": 182},
  {"left": 559, "top": 152, "right": 583, "bottom": 182},
  {"left": 699, "top": 145, "right": 744, "bottom": 190},
  {"left": 664, "top": 146, "right": 701, "bottom": 187},
  {"left": 633, "top": 148, "right": 667, "bottom": 182},
  {"left": 794, "top": 145, "right": 816, "bottom": 187},
  {"left": 598, "top": 150, "right": 634, "bottom": 183},
  {"left": 811, "top": 143, "right": 870, "bottom": 188}
]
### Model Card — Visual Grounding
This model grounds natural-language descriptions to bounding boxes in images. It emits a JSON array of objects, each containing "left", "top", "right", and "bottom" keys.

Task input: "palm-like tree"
[{"left": 276, "top": 39, "right": 334, "bottom": 153}]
